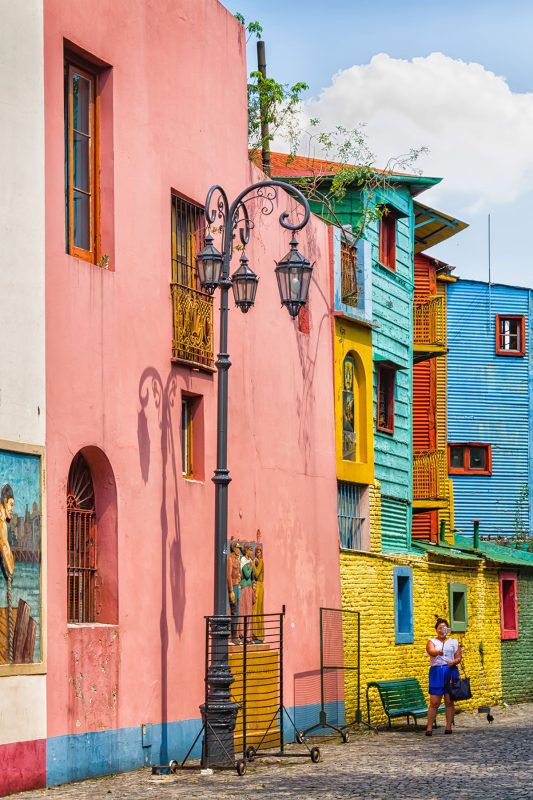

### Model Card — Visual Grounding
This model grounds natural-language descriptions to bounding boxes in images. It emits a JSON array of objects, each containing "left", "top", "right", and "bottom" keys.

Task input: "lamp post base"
[{"left": 200, "top": 616, "right": 238, "bottom": 768}]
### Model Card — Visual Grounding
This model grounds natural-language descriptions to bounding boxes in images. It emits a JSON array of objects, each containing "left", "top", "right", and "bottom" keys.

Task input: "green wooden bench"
[{"left": 366, "top": 678, "right": 445, "bottom": 729}]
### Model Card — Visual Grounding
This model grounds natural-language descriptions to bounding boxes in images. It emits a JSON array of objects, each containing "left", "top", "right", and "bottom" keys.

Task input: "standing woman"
[{"left": 425, "top": 617, "right": 462, "bottom": 735}]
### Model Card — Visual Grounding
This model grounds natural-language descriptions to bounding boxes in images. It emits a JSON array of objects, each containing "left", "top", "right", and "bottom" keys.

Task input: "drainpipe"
[
  {"left": 439, "top": 519, "right": 446, "bottom": 545},
  {"left": 473, "top": 519, "right": 480, "bottom": 549}
]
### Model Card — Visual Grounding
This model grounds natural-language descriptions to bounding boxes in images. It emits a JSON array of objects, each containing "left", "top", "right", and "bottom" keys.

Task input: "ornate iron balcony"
[{"left": 171, "top": 282, "right": 214, "bottom": 370}]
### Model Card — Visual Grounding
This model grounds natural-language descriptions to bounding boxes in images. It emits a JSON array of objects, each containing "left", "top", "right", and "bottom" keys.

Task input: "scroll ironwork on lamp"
[{"left": 194, "top": 178, "right": 312, "bottom": 769}]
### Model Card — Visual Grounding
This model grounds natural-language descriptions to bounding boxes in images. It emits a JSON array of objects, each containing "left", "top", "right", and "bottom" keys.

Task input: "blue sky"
[{"left": 226, "top": 1, "right": 533, "bottom": 286}]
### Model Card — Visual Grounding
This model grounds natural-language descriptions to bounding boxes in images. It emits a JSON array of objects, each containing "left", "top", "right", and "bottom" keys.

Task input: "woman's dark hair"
[{"left": 435, "top": 616, "right": 449, "bottom": 630}]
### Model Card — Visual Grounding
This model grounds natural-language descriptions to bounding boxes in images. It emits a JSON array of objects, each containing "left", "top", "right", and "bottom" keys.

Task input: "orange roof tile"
[{"left": 251, "top": 152, "right": 441, "bottom": 195}]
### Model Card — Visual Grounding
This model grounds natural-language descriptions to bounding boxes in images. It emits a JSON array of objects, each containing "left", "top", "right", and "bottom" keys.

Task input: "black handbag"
[{"left": 449, "top": 660, "right": 472, "bottom": 701}]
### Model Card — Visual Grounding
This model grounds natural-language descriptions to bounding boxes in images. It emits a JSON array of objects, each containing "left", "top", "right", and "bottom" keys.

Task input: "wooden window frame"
[
  {"left": 448, "top": 442, "right": 492, "bottom": 476},
  {"left": 181, "top": 397, "right": 194, "bottom": 477},
  {"left": 379, "top": 207, "right": 397, "bottom": 272},
  {"left": 376, "top": 365, "right": 395, "bottom": 434},
  {"left": 495, "top": 314, "right": 526, "bottom": 357},
  {"left": 499, "top": 571, "right": 518, "bottom": 640},
  {"left": 394, "top": 566, "right": 414, "bottom": 644},
  {"left": 65, "top": 58, "right": 99, "bottom": 263},
  {"left": 448, "top": 581, "right": 468, "bottom": 633}
]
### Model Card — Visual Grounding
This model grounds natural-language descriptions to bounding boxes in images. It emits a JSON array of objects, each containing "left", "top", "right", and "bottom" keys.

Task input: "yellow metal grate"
[
  {"left": 413, "top": 449, "right": 447, "bottom": 500},
  {"left": 414, "top": 295, "right": 446, "bottom": 347}
]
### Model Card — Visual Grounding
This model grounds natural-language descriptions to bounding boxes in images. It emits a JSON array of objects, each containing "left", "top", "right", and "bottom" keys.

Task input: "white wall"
[
  {"left": 0, "top": 0, "right": 46, "bottom": 749},
  {"left": 0, "top": 0, "right": 45, "bottom": 447}
]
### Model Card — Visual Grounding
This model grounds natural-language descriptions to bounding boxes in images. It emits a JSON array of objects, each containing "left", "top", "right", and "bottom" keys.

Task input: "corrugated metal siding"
[
  {"left": 412, "top": 510, "right": 437, "bottom": 541},
  {"left": 436, "top": 282, "right": 448, "bottom": 451},
  {"left": 414, "top": 254, "right": 436, "bottom": 296},
  {"left": 447, "top": 280, "right": 531, "bottom": 537},
  {"left": 436, "top": 281, "right": 453, "bottom": 537},
  {"left": 381, "top": 497, "right": 409, "bottom": 553},
  {"left": 413, "top": 360, "right": 435, "bottom": 451}
]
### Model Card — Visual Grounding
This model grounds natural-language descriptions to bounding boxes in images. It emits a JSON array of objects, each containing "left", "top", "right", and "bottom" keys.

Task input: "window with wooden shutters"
[
  {"left": 65, "top": 59, "right": 98, "bottom": 262},
  {"left": 379, "top": 207, "right": 397, "bottom": 271},
  {"left": 67, "top": 453, "right": 97, "bottom": 623}
]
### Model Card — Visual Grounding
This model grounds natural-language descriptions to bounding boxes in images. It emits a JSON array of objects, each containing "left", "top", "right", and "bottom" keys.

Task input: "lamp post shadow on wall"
[{"left": 196, "top": 180, "right": 312, "bottom": 768}]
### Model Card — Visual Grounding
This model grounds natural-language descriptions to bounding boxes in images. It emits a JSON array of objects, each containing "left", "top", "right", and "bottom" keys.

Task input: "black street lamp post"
[{"left": 196, "top": 180, "right": 312, "bottom": 767}]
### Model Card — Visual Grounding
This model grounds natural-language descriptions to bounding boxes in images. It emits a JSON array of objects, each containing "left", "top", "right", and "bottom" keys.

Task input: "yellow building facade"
[
  {"left": 334, "top": 317, "right": 374, "bottom": 487},
  {"left": 340, "top": 483, "right": 503, "bottom": 726}
]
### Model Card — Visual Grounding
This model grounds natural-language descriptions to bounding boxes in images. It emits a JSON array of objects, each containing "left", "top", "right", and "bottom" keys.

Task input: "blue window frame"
[{"left": 394, "top": 566, "right": 414, "bottom": 644}]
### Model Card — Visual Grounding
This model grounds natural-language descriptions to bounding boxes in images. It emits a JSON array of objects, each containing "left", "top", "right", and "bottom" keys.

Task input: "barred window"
[
  {"left": 171, "top": 194, "right": 214, "bottom": 369},
  {"left": 67, "top": 453, "right": 97, "bottom": 623},
  {"left": 337, "top": 481, "right": 365, "bottom": 550}
]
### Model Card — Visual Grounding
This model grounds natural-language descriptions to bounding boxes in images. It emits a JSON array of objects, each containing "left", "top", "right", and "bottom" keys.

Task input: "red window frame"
[
  {"left": 448, "top": 443, "right": 492, "bottom": 475},
  {"left": 377, "top": 366, "right": 395, "bottom": 434},
  {"left": 499, "top": 571, "right": 518, "bottom": 640},
  {"left": 379, "top": 208, "right": 397, "bottom": 271},
  {"left": 495, "top": 314, "right": 526, "bottom": 357}
]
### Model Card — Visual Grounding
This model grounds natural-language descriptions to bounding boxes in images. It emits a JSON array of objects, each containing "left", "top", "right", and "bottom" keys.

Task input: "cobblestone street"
[{"left": 16, "top": 704, "right": 533, "bottom": 800}]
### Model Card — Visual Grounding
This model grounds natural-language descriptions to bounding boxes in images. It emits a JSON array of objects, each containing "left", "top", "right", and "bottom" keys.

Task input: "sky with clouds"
[{"left": 227, "top": 0, "right": 533, "bottom": 286}]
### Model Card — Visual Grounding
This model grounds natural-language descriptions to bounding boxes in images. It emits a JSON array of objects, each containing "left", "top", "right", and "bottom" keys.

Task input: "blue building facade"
[{"left": 447, "top": 279, "right": 533, "bottom": 538}]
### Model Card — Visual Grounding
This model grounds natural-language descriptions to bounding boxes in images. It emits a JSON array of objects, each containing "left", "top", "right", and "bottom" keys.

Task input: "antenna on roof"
[
  {"left": 257, "top": 40, "right": 271, "bottom": 177},
  {"left": 488, "top": 213, "right": 492, "bottom": 286}
]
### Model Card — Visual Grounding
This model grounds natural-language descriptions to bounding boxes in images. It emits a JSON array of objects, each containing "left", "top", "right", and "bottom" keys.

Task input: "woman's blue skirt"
[{"left": 428, "top": 664, "right": 459, "bottom": 696}]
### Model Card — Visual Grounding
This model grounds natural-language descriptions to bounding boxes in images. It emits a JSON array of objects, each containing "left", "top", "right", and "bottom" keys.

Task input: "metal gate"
[
  {"left": 169, "top": 612, "right": 320, "bottom": 776},
  {"left": 302, "top": 607, "right": 363, "bottom": 741}
]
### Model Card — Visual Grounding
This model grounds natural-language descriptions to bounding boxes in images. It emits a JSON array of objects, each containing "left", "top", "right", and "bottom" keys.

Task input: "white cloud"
[{"left": 293, "top": 53, "right": 533, "bottom": 213}]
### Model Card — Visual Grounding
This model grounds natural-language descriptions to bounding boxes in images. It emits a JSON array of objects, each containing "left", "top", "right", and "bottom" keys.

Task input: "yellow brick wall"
[
  {"left": 340, "top": 550, "right": 502, "bottom": 725},
  {"left": 369, "top": 480, "right": 382, "bottom": 553}
]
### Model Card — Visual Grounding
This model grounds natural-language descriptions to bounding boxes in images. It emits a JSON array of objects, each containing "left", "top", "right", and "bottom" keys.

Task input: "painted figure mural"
[
  {"left": 252, "top": 545, "right": 264, "bottom": 643},
  {"left": 227, "top": 537, "right": 265, "bottom": 645},
  {"left": 227, "top": 539, "right": 242, "bottom": 644},
  {"left": 0, "top": 448, "right": 42, "bottom": 665},
  {"left": 342, "top": 355, "right": 356, "bottom": 461}
]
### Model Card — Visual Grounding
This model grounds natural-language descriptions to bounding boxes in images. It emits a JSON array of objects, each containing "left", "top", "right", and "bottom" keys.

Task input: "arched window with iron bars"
[{"left": 67, "top": 453, "right": 97, "bottom": 623}]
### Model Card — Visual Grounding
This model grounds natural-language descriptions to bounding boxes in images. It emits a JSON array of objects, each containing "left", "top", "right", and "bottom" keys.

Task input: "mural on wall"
[
  {"left": 226, "top": 532, "right": 265, "bottom": 645},
  {"left": 342, "top": 355, "right": 356, "bottom": 461},
  {"left": 0, "top": 448, "right": 42, "bottom": 665}
]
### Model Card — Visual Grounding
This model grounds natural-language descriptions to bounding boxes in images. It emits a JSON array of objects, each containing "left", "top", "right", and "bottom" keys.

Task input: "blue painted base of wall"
[{"left": 46, "top": 702, "right": 345, "bottom": 787}]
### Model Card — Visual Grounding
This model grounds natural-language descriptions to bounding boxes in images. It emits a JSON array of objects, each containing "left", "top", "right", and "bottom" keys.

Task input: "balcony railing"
[
  {"left": 171, "top": 282, "right": 214, "bottom": 369},
  {"left": 414, "top": 295, "right": 446, "bottom": 348},
  {"left": 413, "top": 449, "right": 447, "bottom": 501}
]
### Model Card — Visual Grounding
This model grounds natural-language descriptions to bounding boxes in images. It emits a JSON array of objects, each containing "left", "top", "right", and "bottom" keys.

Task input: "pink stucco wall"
[{"left": 44, "top": 0, "right": 339, "bottom": 744}]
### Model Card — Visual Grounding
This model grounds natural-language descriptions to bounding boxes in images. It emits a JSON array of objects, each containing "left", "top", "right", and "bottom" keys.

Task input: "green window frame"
[{"left": 448, "top": 582, "right": 468, "bottom": 633}]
